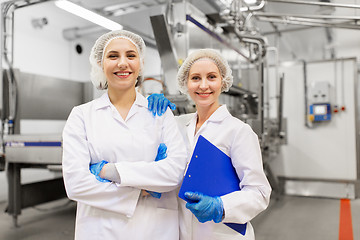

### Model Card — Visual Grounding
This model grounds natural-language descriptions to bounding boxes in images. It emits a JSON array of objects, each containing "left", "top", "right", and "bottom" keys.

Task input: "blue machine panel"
[{"left": 309, "top": 103, "right": 331, "bottom": 121}]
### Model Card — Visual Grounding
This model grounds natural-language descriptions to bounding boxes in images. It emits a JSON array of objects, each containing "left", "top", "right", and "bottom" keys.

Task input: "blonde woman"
[{"left": 148, "top": 49, "right": 271, "bottom": 240}]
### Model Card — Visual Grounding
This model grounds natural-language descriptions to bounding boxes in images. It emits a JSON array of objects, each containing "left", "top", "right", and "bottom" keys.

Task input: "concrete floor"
[
  {"left": 0, "top": 195, "right": 359, "bottom": 240},
  {"left": 252, "top": 195, "right": 360, "bottom": 240},
  {"left": 0, "top": 199, "right": 76, "bottom": 240}
]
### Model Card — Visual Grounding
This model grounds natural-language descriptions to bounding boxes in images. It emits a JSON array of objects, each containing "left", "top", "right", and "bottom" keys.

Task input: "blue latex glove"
[
  {"left": 89, "top": 160, "right": 111, "bottom": 183},
  {"left": 147, "top": 191, "right": 162, "bottom": 199},
  {"left": 146, "top": 143, "right": 168, "bottom": 199},
  {"left": 147, "top": 93, "right": 176, "bottom": 116},
  {"left": 184, "top": 192, "right": 224, "bottom": 223},
  {"left": 155, "top": 143, "right": 167, "bottom": 161}
]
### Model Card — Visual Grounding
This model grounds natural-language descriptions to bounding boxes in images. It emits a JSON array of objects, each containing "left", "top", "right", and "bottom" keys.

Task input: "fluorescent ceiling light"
[{"left": 55, "top": 0, "right": 123, "bottom": 31}]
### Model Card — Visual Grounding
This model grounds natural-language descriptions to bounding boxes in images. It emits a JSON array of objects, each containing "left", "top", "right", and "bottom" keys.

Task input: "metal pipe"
[
  {"left": 267, "top": 46, "right": 279, "bottom": 114},
  {"left": 264, "top": 58, "right": 270, "bottom": 120},
  {"left": 254, "top": 12, "right": 360, "bottom": 20},
  {"left": 237, "top": 27, "right": 266, "bottom": 135},
  {"left": 240, "top": 0, "right": 266, "bottom": 12},
  {"left": 2, "top": 0, "right": 49, "bottom": 10},
  {"left": 282, "top": 17, "right": 350, "bottom": 25},
  {"left": 278, "top": 73, "right": 284, "bottom": 136},
  {"left": 233, "top": 30, "right": 268, "bottom": 62},
  {"left": 230, "top": 1, "right": 268, "bottom": 58},
  {"left": 259, "top": 58, "right": 265, "bottom": 136},
  {"left": 240, "top": 0, "right": 283, "bottom": 42},
  {"left": 2, "top": 2, "right": 18, "bottom": 134},
  {"left": 236, "top": 32, "right": 267, "bottom": 47},
  {"left": 277, "top": 57, "right": 356, "bottom": 66},
  {"left": 258, "top": 14, "right": 355, "bottom": 25},
  {"left": 241, "top": 2, "right": 263, "bottom": 32},
  {"left": 263, "top": 26, "right": 314, "bottom": 35},
  {"left": 341, "top": 59, "right": 345, "bottom": 108},
  {"left": 265, "top": 0, "right": 360, "bottom": 9},
  {"left": 302, "top": 60, "right": 311, "bottom": 128},
  {"left": 207, "top": 1, "right": 269, "bottom": 62},
  {"left": 244, "top": 12, "right": 254, "bottom": 29},
  {"left": 257, "top": 16, "right": 360, "bottom": 30}
]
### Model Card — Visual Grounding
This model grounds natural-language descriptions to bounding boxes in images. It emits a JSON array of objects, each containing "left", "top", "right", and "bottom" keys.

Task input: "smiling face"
[
  {"left": 187, "top": 59, "right": 222, "bottom": 111},
  {"left": 102, "top": 38, "right": 140, "bottom": 92}
]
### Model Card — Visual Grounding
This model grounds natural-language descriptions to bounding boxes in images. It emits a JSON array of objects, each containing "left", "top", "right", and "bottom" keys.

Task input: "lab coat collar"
[
  {"left": 134, "top": 91, "right": 148, "bottom": 109},
  {"left": 185, "top": 105, "right": 230, "bottom": 127},
  {"left": 94, "top": 92, "right": 111, "bottom": 110},
  {"left": 184, "top": 105, "right": 230, "bottom": 147},
  {"left": 205, "top": 105, "right": 231, "bottom": 123},
  {"left": 94, "top": 91, "right": 148, "bottom": 110}
]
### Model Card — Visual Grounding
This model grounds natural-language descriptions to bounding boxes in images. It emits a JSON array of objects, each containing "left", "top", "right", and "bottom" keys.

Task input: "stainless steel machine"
[{"left": 0, "top": 69, "right": 90, "bottom": 226}]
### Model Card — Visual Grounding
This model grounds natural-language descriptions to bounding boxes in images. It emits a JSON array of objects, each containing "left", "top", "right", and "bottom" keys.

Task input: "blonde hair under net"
[
  {"left": 89, "top": 30, "right": 146, "bottom": 90},
  {"left": 177, "top": 49, "right": 233, "bottom": 94}
]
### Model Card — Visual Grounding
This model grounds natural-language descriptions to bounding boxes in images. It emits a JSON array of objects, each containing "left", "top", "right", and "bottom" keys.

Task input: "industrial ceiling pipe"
[
  {"left": 266, "top": 0, "right": 360, "bottom": 9},
  {"left": 257, "top": 16, "right": 360, "bottom": 30},
  {"left": 255, "top": 12, "right": 360, "bottom": 21}
]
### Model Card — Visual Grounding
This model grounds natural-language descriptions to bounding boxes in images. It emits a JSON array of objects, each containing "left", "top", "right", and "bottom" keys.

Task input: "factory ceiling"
[
  {"left": 5, "top": 0, "right": 360, "bottom": 62},
  {"left": 72, "top": 0, "right": 360, "bottom": 62}
]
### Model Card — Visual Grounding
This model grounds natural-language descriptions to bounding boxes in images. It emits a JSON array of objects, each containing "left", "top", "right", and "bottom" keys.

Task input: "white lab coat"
[
  {"left": 176, "top": 105, "right": 271, "bottom": 240},
  {"left": 62, "top": 91, "right": 187, "bottom": 240}
]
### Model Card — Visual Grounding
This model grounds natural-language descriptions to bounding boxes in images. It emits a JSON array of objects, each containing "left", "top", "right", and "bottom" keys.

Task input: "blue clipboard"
[{"left": 178, "top": 135, "right": 247, "bottom": 236}]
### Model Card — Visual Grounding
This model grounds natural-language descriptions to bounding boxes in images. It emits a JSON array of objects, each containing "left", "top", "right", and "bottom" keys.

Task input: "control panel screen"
[{"left": 314, "top": 105, "right": 327, "bottom": 115}]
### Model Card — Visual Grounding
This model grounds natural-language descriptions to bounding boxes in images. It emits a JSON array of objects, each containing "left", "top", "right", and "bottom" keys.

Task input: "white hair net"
[
  {"left": 177, "top": 49, "right": 233, "bottom": 94},
  {"left": 89, "top": 30, "right": 146, "bottom": 90}
]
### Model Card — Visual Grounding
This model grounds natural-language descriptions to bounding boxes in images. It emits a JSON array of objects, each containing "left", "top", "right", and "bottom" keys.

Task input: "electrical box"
[{"left": 308, "top": 81, "right": 331, "bottom": 122}]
